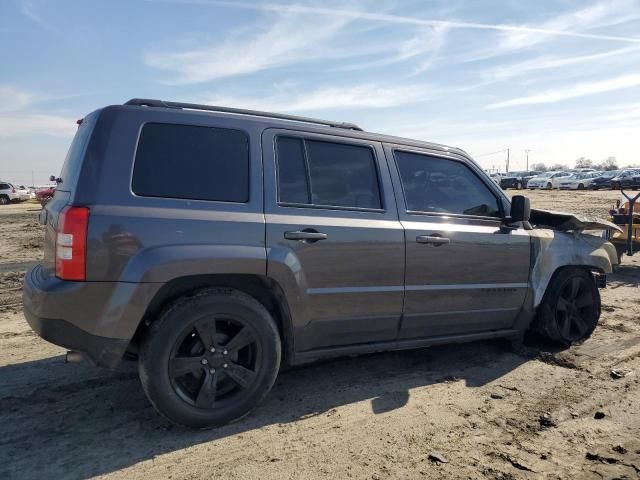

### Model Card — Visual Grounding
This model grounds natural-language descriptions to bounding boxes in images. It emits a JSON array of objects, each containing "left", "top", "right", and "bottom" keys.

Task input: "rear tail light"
[
  {"left": 55, "top": 206, "right": 89, "bottom": 281},
  {"left": 12, "top": 187, "right": 15, "bottom": 193}
]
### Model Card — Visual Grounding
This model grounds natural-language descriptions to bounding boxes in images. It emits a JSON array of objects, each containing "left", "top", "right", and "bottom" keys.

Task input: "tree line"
[{"left": 530, "top": 156, "right": 624, "bottom": 172}]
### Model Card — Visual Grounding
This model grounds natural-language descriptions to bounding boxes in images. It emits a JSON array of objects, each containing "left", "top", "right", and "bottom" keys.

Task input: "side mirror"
[
  {"left": 510, "top": 195, "right": 530, "bottom": 222},
  {"left": 49, "top": 175, "right": 56, "bottom": 182}
]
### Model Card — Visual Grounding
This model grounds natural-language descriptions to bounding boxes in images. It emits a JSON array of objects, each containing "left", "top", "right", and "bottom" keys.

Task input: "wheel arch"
[
  {"left": 529, "top": 229, "right": 615, "bottom": 308},
  {"left": 130, "top": 273, "right": 295, "bottom": 364}
]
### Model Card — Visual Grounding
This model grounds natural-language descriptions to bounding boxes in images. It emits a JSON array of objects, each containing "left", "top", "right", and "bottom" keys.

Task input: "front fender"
[{"left": 529, "top": 229, "right": 617, "bottom": 307}]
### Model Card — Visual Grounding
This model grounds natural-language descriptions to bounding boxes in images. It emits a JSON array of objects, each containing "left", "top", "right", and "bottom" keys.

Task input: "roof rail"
[{"left": 124, "top": 98, "right": 363, "bottom": 131}]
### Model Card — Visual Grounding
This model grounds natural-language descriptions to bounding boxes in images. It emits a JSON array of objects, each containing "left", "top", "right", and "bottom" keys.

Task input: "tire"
[
  {"left": 516, "top": 182, "right": 522, "bottom": 190},
  {"left": 546, "top": 182, "right": 552, "bottom": 190},
  {"left": 578, "top": 183, "right": 584, "bottom": 190},
  {"left": 139, "top": 288, "right": 281, "bottom": 429},
  {"left": 0, "top": 195, "right": 8, "bottom": 205},
  {"left": 612, "top": 182, "right": 620, "bottom": 190},
  {"left": 532, "top": 268, "right": 600, "bottom": 347}
]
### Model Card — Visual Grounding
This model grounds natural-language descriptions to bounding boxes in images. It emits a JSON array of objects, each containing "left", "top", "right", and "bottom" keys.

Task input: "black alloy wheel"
[
  {"left": 169, "top": 315, "right": 261, "bottom": 409},
  {"left": 554, "top": 276, "right": 596, "bottom": 344},
  {"left": 533, "top": 268, "right": 600, "bottom": 346},
  {"left": 139, "top": 288, "right": 281, "bottom": 428}
]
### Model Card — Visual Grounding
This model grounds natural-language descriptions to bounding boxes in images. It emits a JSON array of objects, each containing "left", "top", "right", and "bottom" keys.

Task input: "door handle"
[
  {"left": 284, "top": 230, "right": 328, "bottom": 241},
  {"left": 416, "top": 234, "right": 450, "bottom": 246}
]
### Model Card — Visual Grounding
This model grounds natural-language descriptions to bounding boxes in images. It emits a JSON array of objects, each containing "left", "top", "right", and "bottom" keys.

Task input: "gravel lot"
[{"left": 1, "top": 190, "right": 639, "bottom": 480}]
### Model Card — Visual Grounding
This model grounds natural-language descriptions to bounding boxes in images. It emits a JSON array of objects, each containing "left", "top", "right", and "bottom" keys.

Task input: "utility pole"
[
  {"left": 506, "top": 148, "right": 510, "bottom": 173},
  {"left": 525, "top": 149, "right": 531, "bottom": 171}
]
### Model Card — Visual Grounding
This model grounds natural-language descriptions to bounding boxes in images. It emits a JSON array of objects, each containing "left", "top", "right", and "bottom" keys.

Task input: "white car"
[
  {"left": 526, "top": 171, "right": 572, "bottom": 189},
  {"left": 558, "top": 171, "right": 602, "bottom": 190},
  {"left": 14, "top": 185, "right": 32, "bottom": 201},
  {"left": 0, "top": 181, "right": 20, "bottom": 205}
]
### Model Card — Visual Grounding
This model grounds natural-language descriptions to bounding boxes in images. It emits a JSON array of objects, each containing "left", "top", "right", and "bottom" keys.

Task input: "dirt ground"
[{"left": 1, "top": 190, "right": 639, "bottom": 480}]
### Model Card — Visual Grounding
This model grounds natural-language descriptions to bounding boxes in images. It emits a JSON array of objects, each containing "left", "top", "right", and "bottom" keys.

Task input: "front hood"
[{"left": 530, "top": 208, "right": 623, "bottom": 233}]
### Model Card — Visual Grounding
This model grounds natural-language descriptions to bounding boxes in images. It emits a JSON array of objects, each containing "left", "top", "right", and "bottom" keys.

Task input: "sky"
[{"left": 1, "top": 0, "right": 640, "bottom": 185}]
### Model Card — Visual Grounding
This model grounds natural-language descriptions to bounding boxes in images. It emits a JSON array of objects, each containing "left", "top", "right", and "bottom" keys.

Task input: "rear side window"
[
  {"left": 132, "top": 123, "right": 249, "bottom": 203},
  {"left": 57, "top": 109, "right": 99, "bottom": 192},
  {"left": 275, "top": 136, "right": 382, "bottom": 210},
  {"left": 0, "top": 183, "right": 10, "bottom": 190},
  {"left": 395, "top": 151, "right": 502, "bottom": 218}
]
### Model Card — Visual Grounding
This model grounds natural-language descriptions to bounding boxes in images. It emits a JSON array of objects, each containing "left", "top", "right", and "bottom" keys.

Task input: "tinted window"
[
  {"left": 57, "top": 109, "right": 99, "bottom": 192},
  {"left": 275, "top": 137, "right": 309, "bottom": 204},
  {"left": 395, "top": 151, "right": 501, "bottom": 218},
  {"left": 0, "top": 183, "right": 9, "bottom": 190},
  {"left": 133, "top": 123, "right": 249, "bottom": 202},
  {"left": 275, "top": 137, "right": 382, "bottom": 210}
]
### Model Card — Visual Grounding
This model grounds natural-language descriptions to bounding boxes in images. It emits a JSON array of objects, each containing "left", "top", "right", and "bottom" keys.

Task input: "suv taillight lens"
[{"left": 55, "top": 206, "right": 89, "bottom": 281}]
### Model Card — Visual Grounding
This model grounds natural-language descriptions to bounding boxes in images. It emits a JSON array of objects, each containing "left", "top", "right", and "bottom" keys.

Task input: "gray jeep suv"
[{"left": 24, "top": 99, "right": 618, "bottom": 428}]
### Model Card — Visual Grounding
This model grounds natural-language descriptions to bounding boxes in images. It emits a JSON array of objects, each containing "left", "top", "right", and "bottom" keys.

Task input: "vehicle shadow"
[
  {"left": 609, "top": 261, "right": 640, "bottom": 289},
  {"left": 0, "top": 340, "right": 536, "bottom": 479}
]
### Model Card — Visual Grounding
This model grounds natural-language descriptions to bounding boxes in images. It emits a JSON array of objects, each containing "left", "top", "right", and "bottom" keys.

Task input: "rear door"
[
  {"left": 263, "top": 129, "right": 405, "bottom": 351},
  {"left": 385, "top": 145, "right": 531, "bottom": 339}
]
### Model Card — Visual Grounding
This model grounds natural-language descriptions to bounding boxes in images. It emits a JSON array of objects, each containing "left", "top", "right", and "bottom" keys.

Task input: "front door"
[
  {"left": 385, "top": 145, "right": 531, "bottom": 339},
  {"left": 264, "top": 130, "right": 405, "bottom": 351}
]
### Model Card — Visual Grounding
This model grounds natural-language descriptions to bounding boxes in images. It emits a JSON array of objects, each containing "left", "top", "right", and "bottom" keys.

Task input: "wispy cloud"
[
  {"left": 483, "top": 45, "right": 640, "bottom": 82},
  {"left": 157, "top": 0, "right": 640, "bottom": 44},
  {"left": 486, "top": 73, "right": 640, "bottom": 109},
  {"left": 604, "top": 102, "right": 640, "bottom": 121},
  {"left": 0, "top": 85, "right": 78, "bottom": 136},
  {"left": 144, "top": 7, "right": 353, "bottom": 84},
  {"left": 0, "top": 113, "right": 75, "bottom": 137},
  {"left": 20, "top": 0, "right": 57, "bottom": 33},
  {"left": 203, "top": 83, "right": 432, "bottom": 112},
  {"left": 0, "top": 86, "right": 34, "bottom": 113}
]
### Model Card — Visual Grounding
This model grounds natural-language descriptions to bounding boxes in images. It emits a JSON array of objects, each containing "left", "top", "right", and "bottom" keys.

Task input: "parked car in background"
[
  {"left": 610, "top": 169, "right": 640, "bottom": 190},
  {"left": 499, "top": 171, "right": 536, "bottom": 190},
  {"left": 559, "top": 171, "right": 602, "bottom": 190},
  {"left": 591, "top": 170, "right": 621, "bottom": 190},
  {"left": 23, "top": 98, "right": 619, "bottom": 428},
  {"left": 0, "top": 182, "right": 20, "bottom": 205},
  {"left": 15, "top": 185, "right": 31, "bottom": 201},
  {"left": 489, "top": 172, "right": 502, "bottom": 185},
  {"left": 526, "top": 171, "right": 572, "bottom": 189},
  {"left": 35, "top": 185, "right": 56, "bottom": 206}
]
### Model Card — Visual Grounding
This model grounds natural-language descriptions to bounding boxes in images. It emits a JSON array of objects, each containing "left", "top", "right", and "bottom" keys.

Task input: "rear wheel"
[
  {"left": 139, "top": 288, "right": 281, "bottom": 428},
  {"left": 578, "top": 183, "right": 585, "bottom": 190},
  {"left": 516, "top": 181, "right": 522, "bottom": 190},
  {"left": 612, "top": 182, "right": 621, "bottom": 190},
  {"left": 533, "top": 268, "right": 600, "bottom": 346},
  {"left": 0, "top": 195, "right": 8, "bottom": 205},
  {"left": 546, "top": 182, "right": 553, "bottom": 189}
]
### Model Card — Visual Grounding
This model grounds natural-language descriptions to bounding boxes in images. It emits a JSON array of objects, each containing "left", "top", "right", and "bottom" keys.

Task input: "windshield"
[{"left": 535, "top": 172, "right": 553, "bottom": 178}]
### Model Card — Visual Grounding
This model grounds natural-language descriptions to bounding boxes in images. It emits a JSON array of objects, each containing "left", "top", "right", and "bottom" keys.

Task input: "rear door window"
[
  {"left": 132, "top": 123, "right": 249, "bottom": 202},
  {"left": 394, "top": 150, "right": 502, "bottom": 218},
  {"left": 275, "top": 136, "right": 382, "bottom": 210}
]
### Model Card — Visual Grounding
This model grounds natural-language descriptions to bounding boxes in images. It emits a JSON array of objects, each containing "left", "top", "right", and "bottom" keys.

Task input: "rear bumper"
[
  {"left": 24, "top": 309, "right": 129, "bottom": 368},
  {"left": 23, "top": 264, "right": 160, "bottom": 368}
]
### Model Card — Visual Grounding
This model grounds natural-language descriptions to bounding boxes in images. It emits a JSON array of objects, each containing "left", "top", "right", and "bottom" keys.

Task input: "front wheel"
[
  {"left": 546, "top": 182, "right": 553, "bottom": 189},
  {"left": 532, "top": 268, "right": 600, "bottom": 346},
  {"left": 578, "top": 183, "right": 585, "bottom": 190},
  {"left": 139, "top": 288, "right": 281, "bottom": 428}
]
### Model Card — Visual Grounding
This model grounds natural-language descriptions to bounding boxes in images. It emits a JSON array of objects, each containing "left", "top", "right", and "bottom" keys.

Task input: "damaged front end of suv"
[{"left": 513, "top": 208, "right": 621, "bottom": 345}]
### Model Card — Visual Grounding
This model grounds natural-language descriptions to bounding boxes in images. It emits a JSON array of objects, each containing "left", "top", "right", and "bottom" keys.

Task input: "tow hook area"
[
  {"left": 65, "top": 351, "right": 86, "bottom": 363},
  {"left": 592, "top": 271, "right": 607, "bottom": 289}
]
